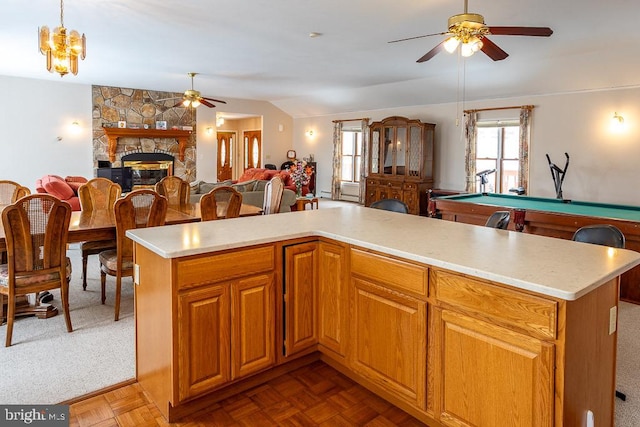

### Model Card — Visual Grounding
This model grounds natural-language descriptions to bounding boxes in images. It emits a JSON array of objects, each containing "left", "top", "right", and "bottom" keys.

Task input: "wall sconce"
[
  {"left": 611, "top": 112, "right": 625, "bottom": 133},
  {"left": 305, "top": 130, "right": 314, "bottom": 137},
  {"left": 206, "top": 126, "right": 214, "bottom": 135},
  {"left": 70, "top": 121, "right": 81, "bottom": 133},
  {"left": 216, "top": 117, "right": 225, "bottom": 127}
]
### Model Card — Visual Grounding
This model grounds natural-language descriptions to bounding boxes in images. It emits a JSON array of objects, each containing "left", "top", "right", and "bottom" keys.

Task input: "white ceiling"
[{"left": 3, "top": 0, "right": 639, "bottom": 118}]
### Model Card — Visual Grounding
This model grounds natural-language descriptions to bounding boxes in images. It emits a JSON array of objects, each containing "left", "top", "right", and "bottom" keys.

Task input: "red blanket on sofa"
[{"left": 236, "top": 168, "right": 310, "bottom": 195}]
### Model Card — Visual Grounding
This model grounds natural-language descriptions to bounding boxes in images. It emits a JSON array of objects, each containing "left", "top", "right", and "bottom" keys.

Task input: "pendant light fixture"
[{"left": 38, "top": 0, "right": 86, "bottom": 77}]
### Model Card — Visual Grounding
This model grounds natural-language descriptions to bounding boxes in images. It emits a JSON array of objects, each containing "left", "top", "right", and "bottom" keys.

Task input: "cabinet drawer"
[
  {"left": 432, "top": 270, "right": 557, "bottom": 339},
  {"left": 402, "top": 182, "right": 418, "bottom": 190},
  {"left": 176, "top": 246, "right": 275, "bottom": 289},
  {"left": 351, "top": 248, "right": 427, "bottom": 296}
]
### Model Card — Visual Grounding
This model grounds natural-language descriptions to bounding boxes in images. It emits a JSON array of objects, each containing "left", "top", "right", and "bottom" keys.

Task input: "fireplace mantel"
[{"left": 102, "top": 127, "right": 192, "bottom": 162}]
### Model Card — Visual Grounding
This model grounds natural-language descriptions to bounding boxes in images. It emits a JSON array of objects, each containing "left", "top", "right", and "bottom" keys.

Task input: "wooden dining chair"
[
  {"left": 0, "top": 180, "right": 31, "bottom": 265},
  {"left": 0, "top": 194, "right": 73, "bottom": 346},
  {"left": 200, "top": 186, "right": 243, "bottom": 221},
  {"left": 78, "top": 178, "right": 122, "bottom": 290},
  {"left": 0, "top": 180, "right": 30, "bottom": 205},
  {"left": 155, "top": 176, "right": 190, "bottom": 205},
  {"left": 263, "top": 176, "right": 284, "bottom": 215},
  {"left": 98, "top": 189, "right": 167, "bottom": 321}
]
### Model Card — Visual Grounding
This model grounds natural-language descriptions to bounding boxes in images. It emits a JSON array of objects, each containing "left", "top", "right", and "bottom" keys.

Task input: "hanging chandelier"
[{"left": 38, "top": 0, "right": 86, "bottom": 77}]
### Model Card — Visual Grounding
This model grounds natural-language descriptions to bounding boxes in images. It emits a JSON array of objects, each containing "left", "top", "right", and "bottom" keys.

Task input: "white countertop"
[{"left": 127, "top": 205, "right": 640, "bottom": 301}]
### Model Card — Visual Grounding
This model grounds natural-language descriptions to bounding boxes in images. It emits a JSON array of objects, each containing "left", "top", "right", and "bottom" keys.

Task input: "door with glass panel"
[
  {"left": 243, "top": 130, "right": 262, "bottom": 170},
  {"left": 217, "top": 132, "right": 235, "bottom": 181}
]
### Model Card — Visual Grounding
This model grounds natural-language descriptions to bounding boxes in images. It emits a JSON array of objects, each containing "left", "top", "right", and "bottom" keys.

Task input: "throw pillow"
[
  {"left": 42, "top": 175, "right": 75, "bottom": 200},
  {"left": 231, "top": 179, "right": 257, "bottom": 192},
  {"left": 199, "top": 179, "right": 233, "bottom": 194},
  {"left": 189, "top": 180, "right": 203, "bottom": 194},
  {"left": 254, "top": 180, "right": 268, "bottom": 191}
]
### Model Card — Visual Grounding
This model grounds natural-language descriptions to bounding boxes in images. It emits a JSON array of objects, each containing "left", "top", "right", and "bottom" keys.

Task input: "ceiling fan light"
[
  {"left": 182, "top": 99, "right": 190, "bottom": 107},
  {"left": 470, "top": 37, "right": 483, "bottom": 52},
  {"left": 191, "top": 99, "right": 201, "bottom": 108},
  {"left": 460, "top": 42, "right": 475, "bottom": 57},
  {"left": 443, "top": 37, "right": 460, "bottom": 53}
]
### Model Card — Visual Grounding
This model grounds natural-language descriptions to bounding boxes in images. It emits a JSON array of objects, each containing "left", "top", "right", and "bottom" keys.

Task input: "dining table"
[{"left": 0, "top": 201, "right": 262, "bottom": 320}]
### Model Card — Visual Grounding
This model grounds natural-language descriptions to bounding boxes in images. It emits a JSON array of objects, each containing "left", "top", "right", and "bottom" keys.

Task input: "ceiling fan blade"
[
  {"left": 200, "top": 99, "right": 216, "bottom": 108},
  {"left": 417, "top": 40, "right": 446, "bottom": 63},
  {"left": 488, "top": 26, "right": 553, "bottom": 37},
  {"left": 388, "top": 32, "right": 447, "bottom": 44},
  {"left": 480, "top": 37, "right": 509, "bottom": 61},
  {"left": 172, "top": 100, "right": 185, "bottom": 108},
  {"left": 201, "top": 97, "right": 227, "bottom": 104}
]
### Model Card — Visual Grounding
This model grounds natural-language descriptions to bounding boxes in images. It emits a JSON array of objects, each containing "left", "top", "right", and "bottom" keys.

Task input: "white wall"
[
  {"left": 0, "top": 75, "right": 294, "bottom": 190},
  {"left": 0, "top": 76, "right": 93, "bottom": 192},
  {"left": 293, "top": 87, "right": 640, "bottom": 206}
]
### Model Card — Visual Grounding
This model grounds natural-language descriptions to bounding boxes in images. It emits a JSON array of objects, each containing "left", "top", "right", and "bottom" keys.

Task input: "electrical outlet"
[{"left": 609, "top": 306, "right": 617, "bottom": 335}]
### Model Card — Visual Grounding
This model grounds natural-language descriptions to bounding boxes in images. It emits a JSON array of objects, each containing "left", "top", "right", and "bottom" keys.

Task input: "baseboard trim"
[{"left": 58, "top": 377, "right": 137, "bottom": 405}]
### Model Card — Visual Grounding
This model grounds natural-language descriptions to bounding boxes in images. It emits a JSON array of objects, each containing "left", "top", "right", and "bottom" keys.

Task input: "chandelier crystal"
[{"left": 38, "top": 0, "right": 86, "bottom": 77}]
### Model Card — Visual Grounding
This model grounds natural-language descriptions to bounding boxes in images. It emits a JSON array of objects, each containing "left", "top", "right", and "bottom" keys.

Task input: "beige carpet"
[{"left": 0, "top": 245, "right": 135, "bottom": 404}]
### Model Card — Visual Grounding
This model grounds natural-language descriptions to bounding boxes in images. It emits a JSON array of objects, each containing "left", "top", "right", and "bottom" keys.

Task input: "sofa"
[
  {"left": 35, "top": 175, "right": 88, "bottom": 211},
  {"left": 235, "top": 168, "right": 311, "bottom": 195},
  {"left": 189, "top": 177, "right": 297, "bottom": 213}
]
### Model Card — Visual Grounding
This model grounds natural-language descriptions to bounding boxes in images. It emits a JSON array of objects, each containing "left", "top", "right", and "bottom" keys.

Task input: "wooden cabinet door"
[
  {"left": 283, "top": 242, "right": 318, "bottom": 357},
  {"left": 231, "top": 273, "right": 276, "bottom": 379},
  {"left": 436, "top": 309, "right": 554, "bottom": 427},
  {"left": 317, "top": 241, "right": 348, "bottom": 359},
  {"left": 178, "top": 284, "right": 230, "bottom": 401},
  {"left": 351, "top": 277, "right": 427, "bottom": 408}
]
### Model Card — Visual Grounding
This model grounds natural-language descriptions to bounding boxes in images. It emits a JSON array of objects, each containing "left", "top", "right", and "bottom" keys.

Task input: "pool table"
[{"left": 430, "top": 192, "right": 640, "bottom": 303}]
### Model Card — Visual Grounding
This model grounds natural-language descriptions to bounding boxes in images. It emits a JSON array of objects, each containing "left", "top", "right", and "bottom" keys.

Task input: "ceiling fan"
[
  {"left": 157, "top": 72, "right": 227, "bottom": 108},
  {"left": 388, "top": 0, "right": 553, "bottom": 62}
]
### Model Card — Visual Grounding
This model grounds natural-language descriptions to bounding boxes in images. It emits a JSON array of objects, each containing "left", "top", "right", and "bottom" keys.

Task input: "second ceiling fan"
[
  {"left": 158, "top": 72, "right": 227, "bottom": 108},
  {"left": 389, "top": 0, "right": 553, "bottom": 63}
]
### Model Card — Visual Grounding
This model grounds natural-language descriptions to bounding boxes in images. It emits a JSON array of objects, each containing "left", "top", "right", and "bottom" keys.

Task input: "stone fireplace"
[{"left": 92, "top": 85, "right": 197, "bottom": 182}]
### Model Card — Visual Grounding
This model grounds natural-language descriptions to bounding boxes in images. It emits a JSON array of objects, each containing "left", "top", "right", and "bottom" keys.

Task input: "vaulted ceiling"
[{"left": 3, "top": 0, "right": 639, "bottom": 117}]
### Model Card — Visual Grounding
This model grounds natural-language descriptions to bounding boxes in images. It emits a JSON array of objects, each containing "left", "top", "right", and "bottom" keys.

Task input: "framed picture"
[
  {"left": 156, "top": 120, "right": 167, "bottom": 130},
  {"left": 118, "top": 121, "right": 126, "bottom": 129}
]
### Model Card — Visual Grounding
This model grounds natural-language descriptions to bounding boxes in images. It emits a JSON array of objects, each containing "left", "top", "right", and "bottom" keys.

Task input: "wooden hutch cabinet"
[{"left": 365, "top": 116, "right": 435, "bottom": 215}]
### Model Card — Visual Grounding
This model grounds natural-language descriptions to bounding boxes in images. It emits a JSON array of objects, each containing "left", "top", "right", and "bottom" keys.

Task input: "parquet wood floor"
[{"left": 68, "top": 361, "right": 426, "bottom": 426}]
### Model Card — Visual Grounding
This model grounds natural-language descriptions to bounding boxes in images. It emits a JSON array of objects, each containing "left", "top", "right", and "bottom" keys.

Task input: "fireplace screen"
[{"left": 121, "top": 152, "right": 174, "bottom": 188}]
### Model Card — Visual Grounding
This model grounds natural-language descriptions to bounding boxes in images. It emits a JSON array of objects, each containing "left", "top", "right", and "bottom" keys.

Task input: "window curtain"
[
  {"left": 358, "top": 118, "right": 370, "bottom": 204},
  {"left": 518, "top": 106, "right": 532, "bottom": 191},
  {"left": 331, "top": 121, "right": 343, "bottom": 200},
  {"left": 463, "top": 111, "right": 478, "bottom": 193},
  {"left": 464, "top": 106, "right": 533, "bottom": 193}
]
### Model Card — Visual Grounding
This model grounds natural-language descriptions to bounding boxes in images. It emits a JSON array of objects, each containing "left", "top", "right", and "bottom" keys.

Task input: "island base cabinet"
[
  {"left": 351, "top": 277, "right": 427, "bottom": 409},
  {"left": 177, "top": 273, "right": 275, "bottom": 402},
  {"left": 317, "top": 241, "right": 349, "bottom": 360},
  {"left": 178, "top": 285, "right": 231, "bottom": 401},
  {"left": 231, "top": 274, "right": 276, "bottom": 379},
  {"left": 433, "top": 308, "right": 554, "bottom": 427},
  {"left": 283, "top": 242, "right": 318, "bottom": 357}
]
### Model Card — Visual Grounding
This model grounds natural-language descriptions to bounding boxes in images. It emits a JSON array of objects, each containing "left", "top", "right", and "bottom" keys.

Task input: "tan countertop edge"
[{"left": 127, "top": 206, "right": 640, "bottom": 301}]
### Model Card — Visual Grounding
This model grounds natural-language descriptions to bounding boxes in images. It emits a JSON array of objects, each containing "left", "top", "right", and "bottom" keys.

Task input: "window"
[
  {"left": 341, "top": 130, "right": 362, "bottom": 182},
  {"left": 475, "top": 121, "right": 520, "bottom": 193}
]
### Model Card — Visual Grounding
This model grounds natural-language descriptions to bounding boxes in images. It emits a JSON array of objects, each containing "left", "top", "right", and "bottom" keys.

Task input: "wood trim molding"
[{"left": 102, "top": 127, "right": 192, "bottom": 162}]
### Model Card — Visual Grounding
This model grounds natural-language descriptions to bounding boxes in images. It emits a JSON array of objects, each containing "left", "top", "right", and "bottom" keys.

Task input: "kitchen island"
[{"left": 128, "top": 205, "right": 640, "bottom": 426}]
